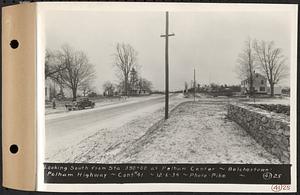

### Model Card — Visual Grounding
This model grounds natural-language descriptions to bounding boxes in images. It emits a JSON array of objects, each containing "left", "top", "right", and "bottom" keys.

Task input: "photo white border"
[{"left": 36, "top": 2, "right": 298, "bottom": 192}]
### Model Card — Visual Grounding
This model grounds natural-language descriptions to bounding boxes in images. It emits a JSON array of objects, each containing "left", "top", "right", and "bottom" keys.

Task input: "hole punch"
[
  {"left": 10, "top": 144, "right": 18, "bottom": 154},
  {"left": 10, "top": 40, "right": 19, "bottom": 49}
]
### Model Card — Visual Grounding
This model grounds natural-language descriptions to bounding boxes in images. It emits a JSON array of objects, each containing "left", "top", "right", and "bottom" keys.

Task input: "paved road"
[
  {"left": 46, "top": 95, "right": 169, "bottom": 140},
  {"left": 45, "top": 95, "right": 182, "bottom": 161}
]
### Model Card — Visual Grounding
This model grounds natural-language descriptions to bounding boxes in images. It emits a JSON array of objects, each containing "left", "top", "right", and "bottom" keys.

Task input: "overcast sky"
[{"left": 45, "top": 8, "right": 293, "bottom": 92}]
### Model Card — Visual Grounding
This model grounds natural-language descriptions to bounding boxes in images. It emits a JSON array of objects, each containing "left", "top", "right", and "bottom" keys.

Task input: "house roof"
[{"left": 241, "top": 72, "right": 266, "bottom": 82}]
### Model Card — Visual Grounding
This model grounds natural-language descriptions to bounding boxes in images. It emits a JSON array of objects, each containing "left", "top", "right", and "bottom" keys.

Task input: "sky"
[{"left": 44, "top": 6, "right": 294, "bottom": 92}]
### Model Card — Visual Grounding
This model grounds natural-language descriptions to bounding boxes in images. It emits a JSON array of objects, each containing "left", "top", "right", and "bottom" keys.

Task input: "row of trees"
[
  {"left": 46, "top": 43, "right": 153, "bottom": 100},
  {"left": 183, "top": 81, "right": 240, "bottom": 93},
  {"left": 103, "top": 43, "right": 152, "bottom": 96},
  {"left": 45, "top": 45, "right": 95, "bottom": 100},
  {"left": 103, "top": 75, "right": 153, "bottom": 96},
  {"left": 236, "top": 38, "right": 288, "bottom": 97}
]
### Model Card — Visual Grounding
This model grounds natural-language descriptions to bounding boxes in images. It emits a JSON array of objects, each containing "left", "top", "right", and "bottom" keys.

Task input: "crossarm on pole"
[{"left": 160, "top": 33, "right": 175, "bottom": 37}]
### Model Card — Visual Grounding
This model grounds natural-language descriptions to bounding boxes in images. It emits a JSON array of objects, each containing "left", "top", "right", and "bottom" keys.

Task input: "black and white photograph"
[{"left": 41, "top": 2, "right": 297, "bottom": 190}]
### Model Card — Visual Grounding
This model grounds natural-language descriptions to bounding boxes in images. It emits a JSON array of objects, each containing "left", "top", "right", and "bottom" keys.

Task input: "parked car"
[{"left": 65, "top": 97, "right": 95, "bottom": 111}]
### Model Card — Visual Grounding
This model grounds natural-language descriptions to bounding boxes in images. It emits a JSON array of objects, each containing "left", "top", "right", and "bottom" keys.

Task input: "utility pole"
[
  {"left": 160, "top": 11, "right": 175, "bottom": 120},
  {"left": 194, "top": 68, "right": 196, "bottom": 102}
]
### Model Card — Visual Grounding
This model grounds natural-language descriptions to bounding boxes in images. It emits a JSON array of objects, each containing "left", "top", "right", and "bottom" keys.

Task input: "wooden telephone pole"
[
  {"left": 161, "top": 11, "right": 175, "bottom": 120},
  {"left": 194, "top": 68, "right": 196, "bottom": 102}
]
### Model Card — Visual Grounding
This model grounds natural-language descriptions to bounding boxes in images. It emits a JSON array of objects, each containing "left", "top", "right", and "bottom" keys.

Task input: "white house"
[
  {"left": 241, "top": 72, "right": 268, "bottom": 94},
  {"left": 241, "top": 73, "right": 283, "bottom": 95}
]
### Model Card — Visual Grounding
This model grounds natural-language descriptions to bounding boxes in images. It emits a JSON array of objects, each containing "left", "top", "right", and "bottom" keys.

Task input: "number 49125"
[{"left": 271, "top": 184, "right": 291, "bottom": 192}]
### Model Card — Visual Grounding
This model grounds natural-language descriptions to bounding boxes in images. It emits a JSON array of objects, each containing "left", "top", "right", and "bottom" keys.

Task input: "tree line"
[
  {"left": 236, "top": 38, "right": 288, "bottom": 97},
  {"left": 45, "top": 44, "right": 95, "bottom": 101},
  {"left": 103, "top": 43, "right": 152, "bottom": 96},
  {"left": 182, "top": 81, "right": 241, "bottom": 93}
]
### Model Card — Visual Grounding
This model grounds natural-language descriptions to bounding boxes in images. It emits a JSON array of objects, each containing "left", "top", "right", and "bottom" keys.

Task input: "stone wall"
[
  {"left": 249, "top": 104, "right": 290, "bottom": 116},
  {"left": 227, "top": 103, "right": 290, "bottom": 164}
]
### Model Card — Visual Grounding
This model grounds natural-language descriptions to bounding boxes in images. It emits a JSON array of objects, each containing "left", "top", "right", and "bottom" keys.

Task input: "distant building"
[
  {"left": 241, "top": 73, "right": 268, "bottom": 94},
  {"left": 129, "top": 86, "right": 150, "bottom": 95},
  {"left": 267, "top": 86, "right": 282, "bottom": 95},
  {"left": 45, "top": 78, "right": 56, "bottom": 101},
  {"left": 282, "top": 87, "right": 290, "bottom": 96},
  {"left": 45, "top": 77, "right": 65, "bottom": 101}
]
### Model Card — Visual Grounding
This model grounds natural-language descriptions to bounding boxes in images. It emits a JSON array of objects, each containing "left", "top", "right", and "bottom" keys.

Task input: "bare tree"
[
  {"left": 138, "top": 77, "right": 153, "bottom": 93},
  {"left": 80, "top": 80, "right": 93, "bottom": 97},
  {"left": 113, "top": 43, "right": 138, "bottom": 96},
  {"left": 184, "top": 82, "right": 188, "bottom": 93},
  {"left": 129, "top": 68, "right": 139, "bottom": 93},
  {"left": 253, "top": 40, "right": 288, "bottom": 97},
  {"left": 236, "top": 37, "right": 256, "bottom": 96},
  {"left": 45, "top": 49, "right": 67, "bottom": 79},
  {"left": 103, "top": 81, "right": 115, "bottom": 96},
  {"left": 57, "top": 45, "right": 95, "bottom": 100}
]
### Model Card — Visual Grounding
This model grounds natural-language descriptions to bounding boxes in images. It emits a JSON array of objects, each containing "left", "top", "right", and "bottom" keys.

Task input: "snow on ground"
[
  {"left": 46, "top": 95, "right": 186, "bottom": 162},
  {"left": 45, "top": 106, "right": 67, "bottom": 115},
  {"left": 120, "top": 101, "right": 281, "bottom": 163},
  {"left": 237, "top": 96, "right": 290, "bottom": 105},
  {"left": 45, "top": 94, "right": 163, "bottom": 116},
  {"left": 46, "top": 94, "right": 164, "bottom": 120},
  {"left": 48, "top": 96, "right": 281, "bottom": 164}
]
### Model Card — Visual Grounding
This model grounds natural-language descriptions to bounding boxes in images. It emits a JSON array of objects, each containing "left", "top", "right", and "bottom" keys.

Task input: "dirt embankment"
[{"left": 118, "top": 101, "right": 281, "bottom": 164}]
